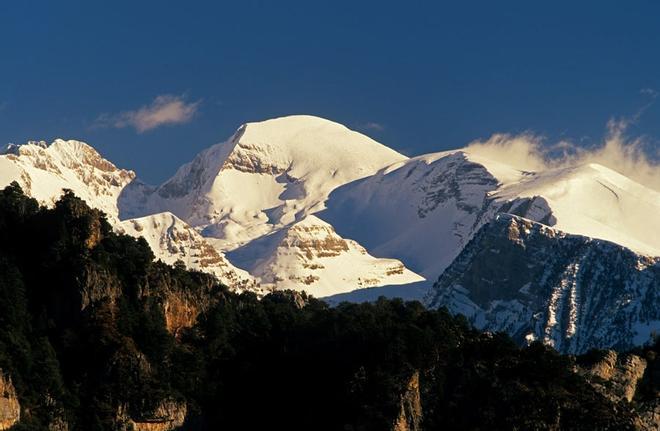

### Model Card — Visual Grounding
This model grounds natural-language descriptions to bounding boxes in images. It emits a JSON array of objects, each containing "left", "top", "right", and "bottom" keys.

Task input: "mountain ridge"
[
  {"left": 1, "top": 114, "right": 658, "bottom": 353},
  {"left": 426, "top": 213, "right": 660, "bottom": 353}
]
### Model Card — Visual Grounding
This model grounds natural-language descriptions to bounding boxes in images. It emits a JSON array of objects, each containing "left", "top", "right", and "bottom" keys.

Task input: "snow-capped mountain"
[
  {"left": 124, "top": 115, "right": 407, "bottom": 251},
  {"left": 426, "top": 214, "right": 660, "bottom": 354},
  {"left": 116, "top": 115, "right": 423, "bottom": 295},
  {"left": 491, "top": 162, "right": 660, "bottom": 257},
  {"left": 1, "top": 115, "right": 658, "bottom": 352},
  {"left": 320, "top": 151, "right": 514, "bottom": 279},
  {"left": 0, "top": 139, "right": 254, "bottom": 288},
  {"left": 227, "top": 215, "right": 423, "bottom": 296},
  {"left": 0, "top": 139, "right": 134, "bottom": 223},
  {"left": 116, "top": 212, "right": 256, "bottom": 291},
  {"left": 0, "top": 117, "right": 421, "bottom": 297},
  {"left": 321, "top": 150, "right": 660, "bottom": 278}
]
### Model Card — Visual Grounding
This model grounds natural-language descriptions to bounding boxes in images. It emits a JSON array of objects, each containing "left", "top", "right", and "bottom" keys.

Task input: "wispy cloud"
[
  {"left": 640, "top": 87, "right": 658, "bottom": 98},
  {"left": 357, "top": 121, "right": 385, "bottom": 132},
  {"left": 465, "top": 118, "right": 660, "bottom": 191},
  {"left": 94, "top": 94, "right": 200, "bottom": 133},
  {"left": 463, "top": 91, "right": 660, "bottom": 192}
]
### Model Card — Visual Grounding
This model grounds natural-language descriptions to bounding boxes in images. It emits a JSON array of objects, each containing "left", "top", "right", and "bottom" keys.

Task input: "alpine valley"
[{"left": 1, "top": 115, "right": 658, "bottom": 355}]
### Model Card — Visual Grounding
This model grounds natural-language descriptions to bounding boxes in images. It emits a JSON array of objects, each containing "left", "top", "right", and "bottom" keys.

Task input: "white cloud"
[
  {"left": 358, "top": 122, "right": 385, "bottom": 132},
  {"left": 640, "top": 87, "right": 658, "bottom": 98},
  {"left": 464, "top": 133, "right": 547, "bottom": 172},
  {"left": 465, "top": 119, "right": 660, "bottom": 191},
  {"left": 95, "top": 95, "right": 200, "bottom": 133}
]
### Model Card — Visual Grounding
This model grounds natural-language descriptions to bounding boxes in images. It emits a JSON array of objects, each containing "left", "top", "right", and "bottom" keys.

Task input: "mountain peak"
[
  {"left": 2, "top": 140, "right": 48, "bottom": 155},
  {"left": 2, "top": 139, "right": 125, "bottom": 173},
  {"left": 221, "top": 115, "right": 405, "bottom": 175},
  {"left": 0, "top": 138, "right": 135, "bottom": 222},
  {"left": 238, "top": 115, "right": 354, "bottom": 141},
  {"left": 147, "top": 116, "right": 407, "bottom": 248}
]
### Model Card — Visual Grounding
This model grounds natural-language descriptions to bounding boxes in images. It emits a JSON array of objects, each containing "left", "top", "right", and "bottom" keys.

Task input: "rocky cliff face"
[
  {"left": 0, "top": 372, "right": 20, "bottom": 431},
  {"left": 117, "top": 399, "right": 186, "bottom": 431},
  {"left": 392, "top": 372, "right": 422, "bottom": 431},
  {"left": 578, "top": 350, "right": 659, "bottom": 431},
  {"left": 147, "top": 268, "right": 221, "bottom": 336},
  {"left": 60, "top": 202, "right": 223, "bottom": 337},
  {"left": 427, "top": 214, "right": 660, "bottom": 354},
  {"left": 580, "top": 350, "right": 647, "bottom": 402}
]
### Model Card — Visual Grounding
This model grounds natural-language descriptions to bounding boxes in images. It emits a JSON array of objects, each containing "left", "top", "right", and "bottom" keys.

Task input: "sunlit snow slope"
[
  {"left": 125, "top": 115, "right": 407, "bottom": 251},
  {"left": 491, "top": 163, "right": 660, "bottom": 257},
  {"left": 117, "top": 115, "right": 422, "bottom": 295},
  {"left": 321, "top": 150, "right": 660, "bottom": 281},
  {"left": 227, "top": 215, "right": 423, "bottom": 296},
  {"left": 0, "top": 140, "right": 134, "bottom": 223},
  {"left": 116, "top": 212, "right": 257, "bottom": 291}
]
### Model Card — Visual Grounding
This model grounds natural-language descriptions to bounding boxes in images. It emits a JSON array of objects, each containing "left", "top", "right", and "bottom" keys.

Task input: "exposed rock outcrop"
[
  {"left": 117, "top": 399, "right": 186, "bottom": 431},
  {"left": 116, "top": 213, "right": 257, "bottom": 291},
  {"left": 146, "top": 268, "right": 220, "bottom": 336},
  {"left": 427, "top": 214, "right": 660, "bottom": 354},
  {"left": 636, "top": 401, "right": 660, "bottom": 431},
  {"left": 48, "top": 415, "right": 69, "bottom": 431},
  {"left": 0, "top": 372, "right": 20, "bottom": 430},
  {"left": 392, "top": 372, "right": 422, "bottom": 431},
  {"left": 580, "top": 350, "right": 647, "bottom": 402},
  {"left": 578, "top": 350, "right": 660, "bottom": 431},
  {"left": 79, "top": 266, "right": 123, "bottom": 311},
  {"left": 44, "top": 395, "right": 69, "bottom": 431}
]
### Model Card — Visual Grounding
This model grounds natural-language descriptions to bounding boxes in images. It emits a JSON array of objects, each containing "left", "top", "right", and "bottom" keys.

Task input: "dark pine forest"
[{"left": 0, "top": 182, "right": 656, "bottom": 430}]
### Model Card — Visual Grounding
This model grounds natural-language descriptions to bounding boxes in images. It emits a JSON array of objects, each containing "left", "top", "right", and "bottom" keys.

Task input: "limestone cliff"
[
  {"left": 117, "top": 399, "right": 186, "bottom": 431},
  {"left": 580, "top": 350, "right": 647, "bottom": 402},
  {"left": 578, "top": 350, "right": 659, "bottom": 431},
  {"left": 0, "top": 372, "right": 20, "bottom": 431},
  {"left": 392, "top": 371, "right": 422, "bottom": 431}
]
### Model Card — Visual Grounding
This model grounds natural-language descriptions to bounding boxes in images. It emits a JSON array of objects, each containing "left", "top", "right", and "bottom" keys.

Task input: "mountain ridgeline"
[
  {"left": 0, "top": 183, "right": 658, "bottom": 430},
  {"left": 0, "top": 115, "right": 658, "bottom": 355},
  {"left": 428, "top": 214, "right": 660, "bottom": 354}
]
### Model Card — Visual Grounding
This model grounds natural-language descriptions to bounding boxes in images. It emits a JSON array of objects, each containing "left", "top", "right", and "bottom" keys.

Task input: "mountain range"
[{"left": 1, "top": 115, "right": 658, "bottom": 353}]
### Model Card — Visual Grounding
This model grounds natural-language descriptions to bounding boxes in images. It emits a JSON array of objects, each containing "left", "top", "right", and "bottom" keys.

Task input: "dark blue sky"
[{"left": 1, "top": 1, "right": 659, "bottom": 184}]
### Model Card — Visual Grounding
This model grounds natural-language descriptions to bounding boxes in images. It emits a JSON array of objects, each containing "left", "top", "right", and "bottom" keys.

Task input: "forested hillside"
[{"left": 0, "top": 183, "right": 656, "bottom": 430}]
